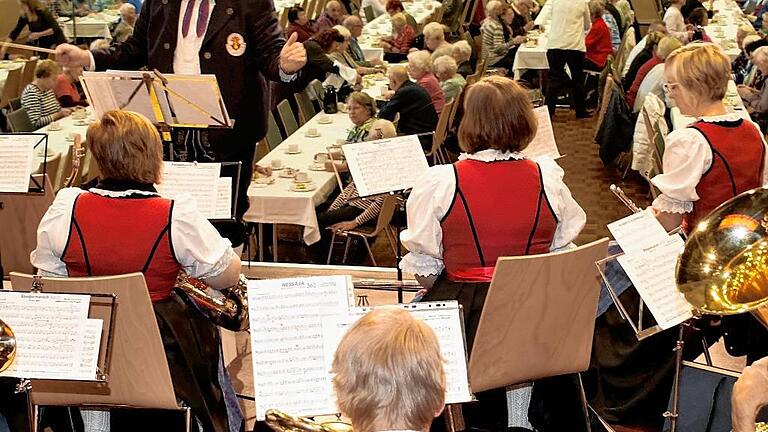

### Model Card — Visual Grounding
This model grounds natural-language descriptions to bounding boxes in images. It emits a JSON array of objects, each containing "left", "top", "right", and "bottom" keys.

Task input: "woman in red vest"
[
  {"left": 31, "top": 111, "right": 242, "bottom": 432},
  {"left": 652, "top": 43, "right": 767, "bottom": 232}
]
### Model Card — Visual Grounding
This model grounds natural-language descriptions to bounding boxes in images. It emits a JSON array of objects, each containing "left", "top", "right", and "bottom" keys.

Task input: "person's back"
[
  {"left": 379, "top": 80, "right": 438, "bottom": 135},
  {"left": 547, "top": 0, "right": 589, "bottom": 50}
]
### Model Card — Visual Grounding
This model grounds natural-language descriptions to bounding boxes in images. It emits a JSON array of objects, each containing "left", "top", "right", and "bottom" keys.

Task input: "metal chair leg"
[
  {"left": 342, "top": 236, "right": 351, "bottom": 264},
  {"left": 363, "top": 237, "right": 377, "bottom": 266},
  {"left": 326, "top": 232, "right": 336, "bottom": 265},
  {"left": 272, "top": 224, "right": 278, "bottom": 262}
]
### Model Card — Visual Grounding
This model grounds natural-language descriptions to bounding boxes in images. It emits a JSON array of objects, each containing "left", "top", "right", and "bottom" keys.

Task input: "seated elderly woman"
[
  {"left": 481, "top": 1, "right": 519, "bottom": 72},
  {"left": 623, "top": 31, "right": 665, "bottom": 90},
  {"left": 20, "top": 59, "right": 72, "bottom": 128},
  {"left": 31, "top": 110, "right": 242, "bottom": 432},
  {"left": 626, "top": 36, "right": 681, "bottom": 110},
  {"left": 332, "top": 307, "right": 445, "bottom": 432},
  {"left": 331, "top": 25, "right": 377, "bottom": 76},
  {"left": 742, "top": 38, "right": 768, "bottom": 91},
  {"left": 380, "top": 13, "right": 416, "bottom": 62},
  {"left": 734, "top": 32, "right": 761, "bottom": 85},
  {"left": 408, "top": 50, "right": 446, "bottom": 114},
  {"left": 741, "top": 46, "right": 768, "bottom": 131},
  {"left": 285, "top": 6, "right": 316, "bottom": 42},
  {"left": 434, "top": 55, "right": 467, "bottom": 101},
  {"left": 54, "top": 65, "right": 88, "bottom": 108},
  {"left": 345, "top": 91, "right": 377, "bottom": 142},
  {"left": 652, "top": 43, "right": 767, "bottom": 233},
  {"left": 585, "top": 0, "right": 614, "bottom": 72},
  {"left": 423, "top": 22, "right": 452, "bottom": 53},
  {"left": 452, "top": 40, "right": 474, "bottom": 77}
]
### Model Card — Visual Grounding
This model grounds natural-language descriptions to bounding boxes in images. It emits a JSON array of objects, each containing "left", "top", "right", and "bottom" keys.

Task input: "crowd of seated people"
[{"left": 626, "top": 36, "right": 682, "bottom": 110}]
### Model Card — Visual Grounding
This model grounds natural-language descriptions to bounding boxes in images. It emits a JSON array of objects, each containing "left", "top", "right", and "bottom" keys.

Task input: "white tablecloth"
[
  {"left": 704, "top": 0, "right": 749, "bottom": 61},
  {"left": 243, "top": 111, "right": 355, "bottom": 244},
  {"left": 512, "top": 2, "right": 552, "bottom": 79},
  {"left": 59, "top": 13, "right": 120, "bottom": 40},
  {"left": 32, "top": 108, "right": 95, "bottom": 185},
  {"left": 670, "top": 81, "right": 749, "bottom": 129},
  {"left": 357, "top": 0, "right": 443, "bottom": 61}
]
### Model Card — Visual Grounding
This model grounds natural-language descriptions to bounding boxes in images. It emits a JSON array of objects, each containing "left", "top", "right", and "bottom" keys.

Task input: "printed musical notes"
[
  {"left": 343, "top": 135, "right": 429, "bottom": 197},
  {"left": 617, "top": 235, "right": 694, "bottom": 329},
  {"left": 607, "top": 209, "right": 670, "bottom": 253},
  {"left": 321, "top": 302, "right": 473, "bottom": 406},
  {"left": 215, "top": 176, "right": 233, "bottom": 219},
  {"left": 0, "top": 292, "right": 102, "bottom": 380},
  {"left": 0, "top": 134, "right": 38, "bottom": 192},
  {"left": 523, "top": 107, "right": 561, "bottom": 160},
  {"left": 247, "top": 275, "right": 355, "bottom": 420},
  {"left": 156, "top": 162, "right": 233, "bottom": 219}
]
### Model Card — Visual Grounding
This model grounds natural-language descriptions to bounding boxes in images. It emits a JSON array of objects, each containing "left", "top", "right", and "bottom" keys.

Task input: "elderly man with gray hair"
[
  {"left": 343, "top": 15, "right": 378, "bottom": 67},
  {"left": 379, "top": 65, "right": 438, "bottom": 149}
]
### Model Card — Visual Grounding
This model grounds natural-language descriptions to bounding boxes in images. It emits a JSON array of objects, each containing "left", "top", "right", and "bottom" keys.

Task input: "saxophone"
[
  {"left": 0, "top": 318, "right": 15, "bottom": 372},
  {"left": 174, "top": 273, "right": 250, "bottom": 332}
]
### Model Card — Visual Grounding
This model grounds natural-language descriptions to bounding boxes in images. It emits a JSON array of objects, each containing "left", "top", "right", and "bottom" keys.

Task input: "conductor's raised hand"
[
  {"left": 55, "top": 43, "right": 92, "bottom": 69},
  {"left": 279, "top": 32, "right": 307, "bottom": 75}
]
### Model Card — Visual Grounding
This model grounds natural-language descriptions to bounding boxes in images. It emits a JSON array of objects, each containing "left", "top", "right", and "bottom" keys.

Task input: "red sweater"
[
  {"left": 626, "top": 56, "right": 662, "bottom": 108},
  {"left": 585, "top": 18, "right": 613, "bottom": 69}
]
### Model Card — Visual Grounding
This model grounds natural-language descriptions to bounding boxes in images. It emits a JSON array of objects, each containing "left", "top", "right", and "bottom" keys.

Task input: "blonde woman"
[
  {"left": 332, "top": 307, "right": 445, "bottom": 432},
  {"left": 408, "top": 50, "right": 445, "bottom": 114},
  {"left": 422, "top": 22, "right": 451, "bottom": 53},
  {"left": 380, "top": 13, "right": 416, "bottom": 61}
]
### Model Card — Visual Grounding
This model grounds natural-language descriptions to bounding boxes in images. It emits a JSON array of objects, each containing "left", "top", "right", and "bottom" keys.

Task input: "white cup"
[
  {"left": 307, "top": 128, "right": 318, "bottom": 137},
  {"left": 294, "top": 171, "right": 309, "bottom": 182},
  {"left": 271, "top": 159, "right": 283, "bottom": 169},
  {"left": 315, "top": 153, "right": 329, "bottom": 163},
  {"left": 48, "top": 121, "right": 61, "bottom": 131},
  {"left": 288, "top": 143, "right": 300, "bottom": 153},
  {"left": 337, "top": 102, "right": 347, "bottom": 112},
  {"left": 319, "top": 114, "right": 331, "bottom": 123},
  {"left": 380, "top": 84, "right": 389, "bottom": 94}
]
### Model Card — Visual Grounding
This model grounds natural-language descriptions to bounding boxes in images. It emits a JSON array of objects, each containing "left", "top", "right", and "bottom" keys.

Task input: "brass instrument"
[
  {"left": 0, "top": 318, "right": 16, "bottom": 372},
  {"left": 676, "top": 187, "right": 768, "bottom": 326},
  {"left": 758, "top": 423, "right": 768, "bottom": 432},
  {"left": 174, "top": 273, "right": 250, "bottom": 332},
  {"left": 265, "top": 409, "right": 352, "bottom": 432},
  {"left": 63, "top": 133, "right": 85, "bottom": 189}
]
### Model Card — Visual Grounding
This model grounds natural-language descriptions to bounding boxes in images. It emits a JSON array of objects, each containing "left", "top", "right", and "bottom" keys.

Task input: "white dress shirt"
[
  {"left": 399, "top": 149, "right": 587, "bottom": 277},
  {"left": 546, "top": 0, "right": 590, "bottom": 51},
  {"left": 663, "top": 6, "right": 688, "bottom": 42},
  {"left": 174, "top": 0, "right": 216, "bottom": 75},
  {"left": 31, "top": 187, "right": 235, "bottom": 278},
  {"left": 633, "top": 63, "right": 665, "bottom": 113},
  {"left": 622, "top": 36, "right": 647, "bottom": 77},
  {"left": 651, "top": 113, "right": 768, "bottom": 214}
]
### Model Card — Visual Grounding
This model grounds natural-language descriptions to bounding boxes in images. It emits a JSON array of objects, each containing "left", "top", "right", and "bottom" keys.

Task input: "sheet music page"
[
  {"left": 343, "top": 135, "right": 429, "bottom": 196},
  {"left": 156, "top": 162, "right": 221, "bottom": 219},
  {"left": 607, "top": 209, "right": 670, "bottom": 253},
  {"left": 214, "top": 176, "right": 233, "bottom": 219},
  {"left": 0, "top": 134, "right": 37, "bottom": 192},
  {"left": 156, "top": 75, "right": 231, "bottom": 126},
  {"left": 82, "top": 72, "right": 158, "bottom": 120},
  {"left": 0, "top": 292, "right": 102, "bottom": 380},
  {"left": 247, "top": 275, "right": 355, "bottom": 420},
  {"left": 321, "top": 301, "right": 473, "bottom": 406},
  {"left": 617, "top": 235, "right": 694, "bottom": 329},
  {"left": 80, "top": 73, "right": 120, "bottom": 118},
  {"left": 523, "top": 106, "right": 561, "bottom": 160}
]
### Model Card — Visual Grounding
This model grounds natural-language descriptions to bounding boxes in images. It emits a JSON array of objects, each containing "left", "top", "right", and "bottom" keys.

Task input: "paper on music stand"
[
  {"left": 0, "top": 135, "right": 37, "bottom": 192},
  {"left": 321, "top": 301, "right": 473, "bottom": 406},
  {"left": 343, "top": 135, "right": 429, "bottom": 197},
  {"left": 0, "top": 292, "right": 102, "bottom": 380},
  {"left": 522, "top": 106, "right": 561, "bottom": 160},
  {"left": 607, "top": 209, "right": 669, "bottom": 253},
  {"left": 247, "top": 275, "right": 355, "bottom": 420},
  {"left": 214, "top": 176, "right": 233, "bottom": 220},
  {"left": 156, "top": 162, "right": 221, "bottom": 219},
  {"left": 617, "top": 235, "right": 693, "bottom": 329}
]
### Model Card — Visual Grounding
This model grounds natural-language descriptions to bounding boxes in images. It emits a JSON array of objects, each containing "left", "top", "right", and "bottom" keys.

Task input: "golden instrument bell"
[
  {"left": 676, "top": 187, "right": 768, "bottom": 322},
  {"left": 0, "top": 318, "right": 16, "bottom": 372}
]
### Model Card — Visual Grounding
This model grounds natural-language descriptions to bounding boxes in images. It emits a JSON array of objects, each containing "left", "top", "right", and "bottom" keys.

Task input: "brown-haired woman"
[
  {"left": 302, "top": 28, "right": 347, "bottom": 84},
  {"left": 1, "top": 0, "right": 65, "bottom": 59},
  {"left": 32, "top": 110, "right": 243, "bottom": 432}
]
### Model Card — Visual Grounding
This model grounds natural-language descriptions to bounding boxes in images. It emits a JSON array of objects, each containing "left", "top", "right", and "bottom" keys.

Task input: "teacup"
[
  {"left": 48, "top": 122, "right": 62, "bottom": 131},
  {"left": 294, "top": 171, "right": 309, "bottom": 182},
  {"left": 315, "top": 153, "right": 330, "bottom": 163},
  {"left": 306, "top": 127, "right": 319, "bottom": 137},
  {"left": 380, "top": 84, "right": 389, "bottom": 94},
  {"left": 319, "top": 114, "right": 331, "bottom": 123},
  {"left": 288, "top": 143, "right": 300, "bottom": 153},
  {"left": 271, "top": 159, "right": 283, "bottom": 169},
  {"left": 336, "top": 139, "right": 346, "bottom": 146}
]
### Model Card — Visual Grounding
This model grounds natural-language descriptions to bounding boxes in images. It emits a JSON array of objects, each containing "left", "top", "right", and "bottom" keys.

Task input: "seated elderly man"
[
  {"left": 316, "top": 0, "right": 345, "bottom": 31},
  {"left": 343, "top": 15, "right": 378, "bottom": 67},
  {"left": 332, "top": 307, "right": 446, "bottom": 432},
  {"left": 379, "top": 65, "right": 438, "bottom": 149}
]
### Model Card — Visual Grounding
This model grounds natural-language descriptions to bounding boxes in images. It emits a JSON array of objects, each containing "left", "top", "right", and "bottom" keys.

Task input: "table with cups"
[
  {"left": 705, "top": 0, "right": 749, "bottom": 61},
  {"left": 32, "top": 107, "right": 95, "bottom": 190},
  {"left": 243, "top": 109, "right": 355, "bottom": 259},
  {"left": 0, "top": 60, "right": 25, "bottom": 97},
  {"left": 511, "top": 1, "right": 552, "bottom": 80},
  {"left": 58, "top": 12, "right": 120, "bottom": 40},
  {"left": 670, "top": 80, "right": 750, "bottom": 130}
]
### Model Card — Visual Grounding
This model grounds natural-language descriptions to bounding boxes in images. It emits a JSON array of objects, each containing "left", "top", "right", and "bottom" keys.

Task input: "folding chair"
[
  {"left": 276, "top": 99, "right": 299, "bottom": 136},
  {"left": 363, "top": 5, "right": 375, "bottom": 22},
  {"left": 0, "top": 68, "right": 22, "bottom": 110},
  {"left": 264, "top": 111, "right": 283, "bottom": 151},
  {"left": 8, "top": 97, "right": 21, "bottom": 111},
  {"left": 295, "top": 89, "right": 318, "bottom": 125},
  {"left": 326, "top": 194, "right": 399, "bottom": 266},
  {"left": 7, "top": 107, "right": 33, "bottom": 132},
  {"left": 426, "top": 98, "right": 456, "bottom": 164},
  {"left": 19, "top": 57, "right": 38, "bottom": 94}
]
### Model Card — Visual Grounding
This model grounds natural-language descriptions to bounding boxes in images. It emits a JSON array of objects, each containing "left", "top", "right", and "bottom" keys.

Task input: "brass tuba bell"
[
  {"left": 174, "top": 273, "right": 250, "bottom": 332},
  {"left": 264, "top": 409, "right": 352, "bottom": 432},
  {"left": 0, "top": 318, "right": 16, "bottom": 372},
  {"left": 676, "top": 187, "right": 768, "bottom": 326}
]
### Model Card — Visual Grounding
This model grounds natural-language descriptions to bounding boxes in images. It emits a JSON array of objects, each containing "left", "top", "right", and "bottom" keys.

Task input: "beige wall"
[{"left": 0, "top": 0, "right": 19, "bottom": 38}]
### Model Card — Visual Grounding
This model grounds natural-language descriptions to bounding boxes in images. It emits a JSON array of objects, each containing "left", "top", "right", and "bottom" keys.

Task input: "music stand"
[
  {"left": 0, "top": 133, "right": 49, "bottom": 193},
  {"left": 8, "top": 272, "right": 187, "bottom": 431}
]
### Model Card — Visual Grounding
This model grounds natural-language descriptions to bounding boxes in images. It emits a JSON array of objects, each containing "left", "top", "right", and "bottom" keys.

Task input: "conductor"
[{"left": 55, "top": 0, "right": 307, "bottom": 247}]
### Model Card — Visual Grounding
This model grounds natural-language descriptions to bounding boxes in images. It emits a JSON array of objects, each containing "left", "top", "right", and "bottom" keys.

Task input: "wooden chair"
[
  {"left": 614, "top": 27, "right": 636, "bottom": 76},
  {"left": 426, "top": 98, "right": 456, "bottom": 165},
  {"left": 264, "top": 111, "right": 283, "bottom": 151},
  {"left": 279, "top": 8, "right": 289, "bottom": 30},
  {"left": 363, "top": 5, "right": 375, "bottom": 22},
  {"left": 7, "top": 107, "right": 34, "bottom": 132},
  {"left": 19, "top": 57, "right": 38, "bottom": 94},
  {"left": 277, "top": 99, "right": 299, "bottom": 136},
  {"left": 8, "top": 97, "right": 21, "bottom": 111},
  {"left": 294, "top": 89, "right": 318, "bottom": 125},
  {"left": 326, "top": 195, "right": 399, "bottom": 266},
  {"left": 309, "top": 79, "right": 325, "bottom": 111},
  {"left": 0, "top": 67, "right": 22, "bottom": 110},
  {"left": 306, "top": 0, "right": 319, "bottom": 19}
]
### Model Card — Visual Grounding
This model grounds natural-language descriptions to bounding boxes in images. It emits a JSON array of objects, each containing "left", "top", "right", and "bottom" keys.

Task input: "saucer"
[
  {"left": 309, "top": 163, "right": 326, "bottom": 171},
  {"left": 305, "top": 132, "right": 321, "bottom": 138},
  {"left": 279, "top": 169, "right": 297, "bottom": 178},
  {"left": 284, "top": 149, "right": 302, "bottom": 154},
  {"left": 270, "top": 165, "right": 284, "bottom": 170},
  {"left": 48, "top": 125, "right": 62, "bottom": 131},
  {"left": 253, "top": 176, "right": 275, "bottom": 185},
  {"left": 291, "top": 182, "right": 317, "bottom": 192},
  {"left": 75, "top": 121, "right": 88, "bottom": 126},
  {"left": 317, "top": 118, "right": 334, "bottom": 124}
]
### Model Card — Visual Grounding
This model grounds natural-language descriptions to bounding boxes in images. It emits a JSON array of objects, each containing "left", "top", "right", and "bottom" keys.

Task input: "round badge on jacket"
[{"left": 226, "top": 33, "right": 246, "bottom": 57}]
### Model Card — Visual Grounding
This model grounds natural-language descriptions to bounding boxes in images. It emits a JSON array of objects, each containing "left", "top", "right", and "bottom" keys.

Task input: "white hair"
[
  {"left": 753, "top": 46, "right": 768, "bottom": 67},
  {"left": 407, "top": 50, "right": 433, "bottom": 73},
  {"left": 422, "top": 22, "right": 444, "bottom": 40},
  {"left": 89, "top": 39, "right": 110, "bottom": 50},
  {"left": 485, "top": 0, "right": 503, "bottom": 18},
  {"left": 333, "top": 24, "right": 351, "bottom": 39},
  {"left": 433, "top": 55, "right": 458, "bottom": 80},
  {"left": 452, "top": 40, "right": 472, "bottom": 62},
  {"left": 118, "top": 2, "right": 135, "bottom": 14}
]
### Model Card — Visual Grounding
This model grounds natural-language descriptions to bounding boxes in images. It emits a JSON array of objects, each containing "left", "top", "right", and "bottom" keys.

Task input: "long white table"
[
  {"left": 58, "top": 12, "right": 120, "bottom": 40},
  {"left": 357, "top": 0, "right": 443, "bottom": 61},
  {"left": 32, "top": 108, "right": 95, "bottom": 189},
  {"left": 670, "top": 81, "right": 749, "bottom": 130},
  {"left": 511, "top": 1, "right": 551, "bottom": 79},
  {"left": 705, "top": 0, "right": 749, "bottom": 61},
  {"left": 243, "top": 111, "right": 354, "bottom": 249}
]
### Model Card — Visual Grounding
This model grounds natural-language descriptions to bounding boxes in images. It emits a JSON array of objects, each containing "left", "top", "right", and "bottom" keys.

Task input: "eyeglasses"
[{"left": 663, "top": 82, "right": 680, "bottom": 92}]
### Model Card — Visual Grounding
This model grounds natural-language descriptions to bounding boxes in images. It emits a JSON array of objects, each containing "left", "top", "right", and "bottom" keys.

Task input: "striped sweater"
[
  {"left": 21, "top": 82, "right": 61, "bottom": 128},
  {"left": 329, "top": 182, "right": 384, "bottom": 226}
]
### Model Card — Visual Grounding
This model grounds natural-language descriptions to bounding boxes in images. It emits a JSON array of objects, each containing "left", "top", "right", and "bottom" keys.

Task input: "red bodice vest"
[
  {"left": 686, "top": 120, "right": 765, "bottom": 228},
  {"left": 61, "top": 192, "right": 182, "bottom": 302},
  {"left": 440, "top": 159, "right": 558, "bottom": 282}
]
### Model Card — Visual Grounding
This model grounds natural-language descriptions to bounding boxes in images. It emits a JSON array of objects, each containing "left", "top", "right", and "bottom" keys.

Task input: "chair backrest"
[
  {"left": 295, "top": 89, "right": 318, "bottom": 125},
  {"left": 594, "top": 76, "right": 617, "bottom": 142},
  {"left": 372, "top": 194, "right": 399, "bottom": 234},
  {"left": 9, "top": 96, "right": 22, "bottom": 111},
  {"left": 306, "top": 0, "right": 319, "bottom": 19},
  {"left": 265, "top": 111, "right": 283, "bottom": 151},
  {"left": 430, "top": 98, "right": 456, "bottom": 156},
  {"left": 309, "top": 79, "right": 325, "bottom": 110},
  {"left": 615, "top": 27, "right": 636, "bottom": 74},
  {"left": 41, "top": 152, "right": 62, "bottom": 192},
  {"left": 447, "top": 88, "right": 463, "bottom": 131},
  {"left": 632, "top": 0, "right": 663, "bottom": 25},
  {"left": 7, "top": 107, "right": 34, "bottom": 132},
  {"left": 651, "top": 120, "right": 666, "bottom": 164},
  {"left": 279, "top": 8, "right": 289, "bottom": 29},
  {"left": 363, "top": 5, "right": 375, "bottom": 22},
  {"left": 0, "top": 67, "right": 23, "bottom": 109},
  {"left": 19, "top": 58, "right": 38, "bottom": 94},
  {"left": 277, "top": 99, "right": 299, "bottom": 136}
]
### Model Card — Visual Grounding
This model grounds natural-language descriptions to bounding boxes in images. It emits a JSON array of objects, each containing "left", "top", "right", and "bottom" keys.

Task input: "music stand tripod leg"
[{"left": 664, "top": 323, "right": 686, "bottom": 432}]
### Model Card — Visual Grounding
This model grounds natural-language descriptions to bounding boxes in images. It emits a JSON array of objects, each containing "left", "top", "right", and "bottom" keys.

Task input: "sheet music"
[
  {"left": 156, "top": 162, "right": 221, "bottom": 219},
  {"left": 214, "top": 176, "right": 233, "bottom": 219},
  {"left": 152, "top": 75, "right": 231, "bottom": 126},
  {"left": 617, "top": 235, "right": 694, "bottom": 329},
  {"left": 247, "top": 275, "right": 355, "bottom": 420},
  {"left": 321, "top": 302, "right": 473, "bottom": 406},
  {"left": 523, "top": 107, "right": 561, "bottom": 160},
  {"left": 0, "top": 134, "right": 37, "bottom": 192},
  {"left": 607, "top": 209, "right": 670, "bottom": 253},
  {"left": 0, "top": 292, "right": 102, "bottom": 380},
  {"left": 343, "top": 135, "right": 430, "bottom": 196}
]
